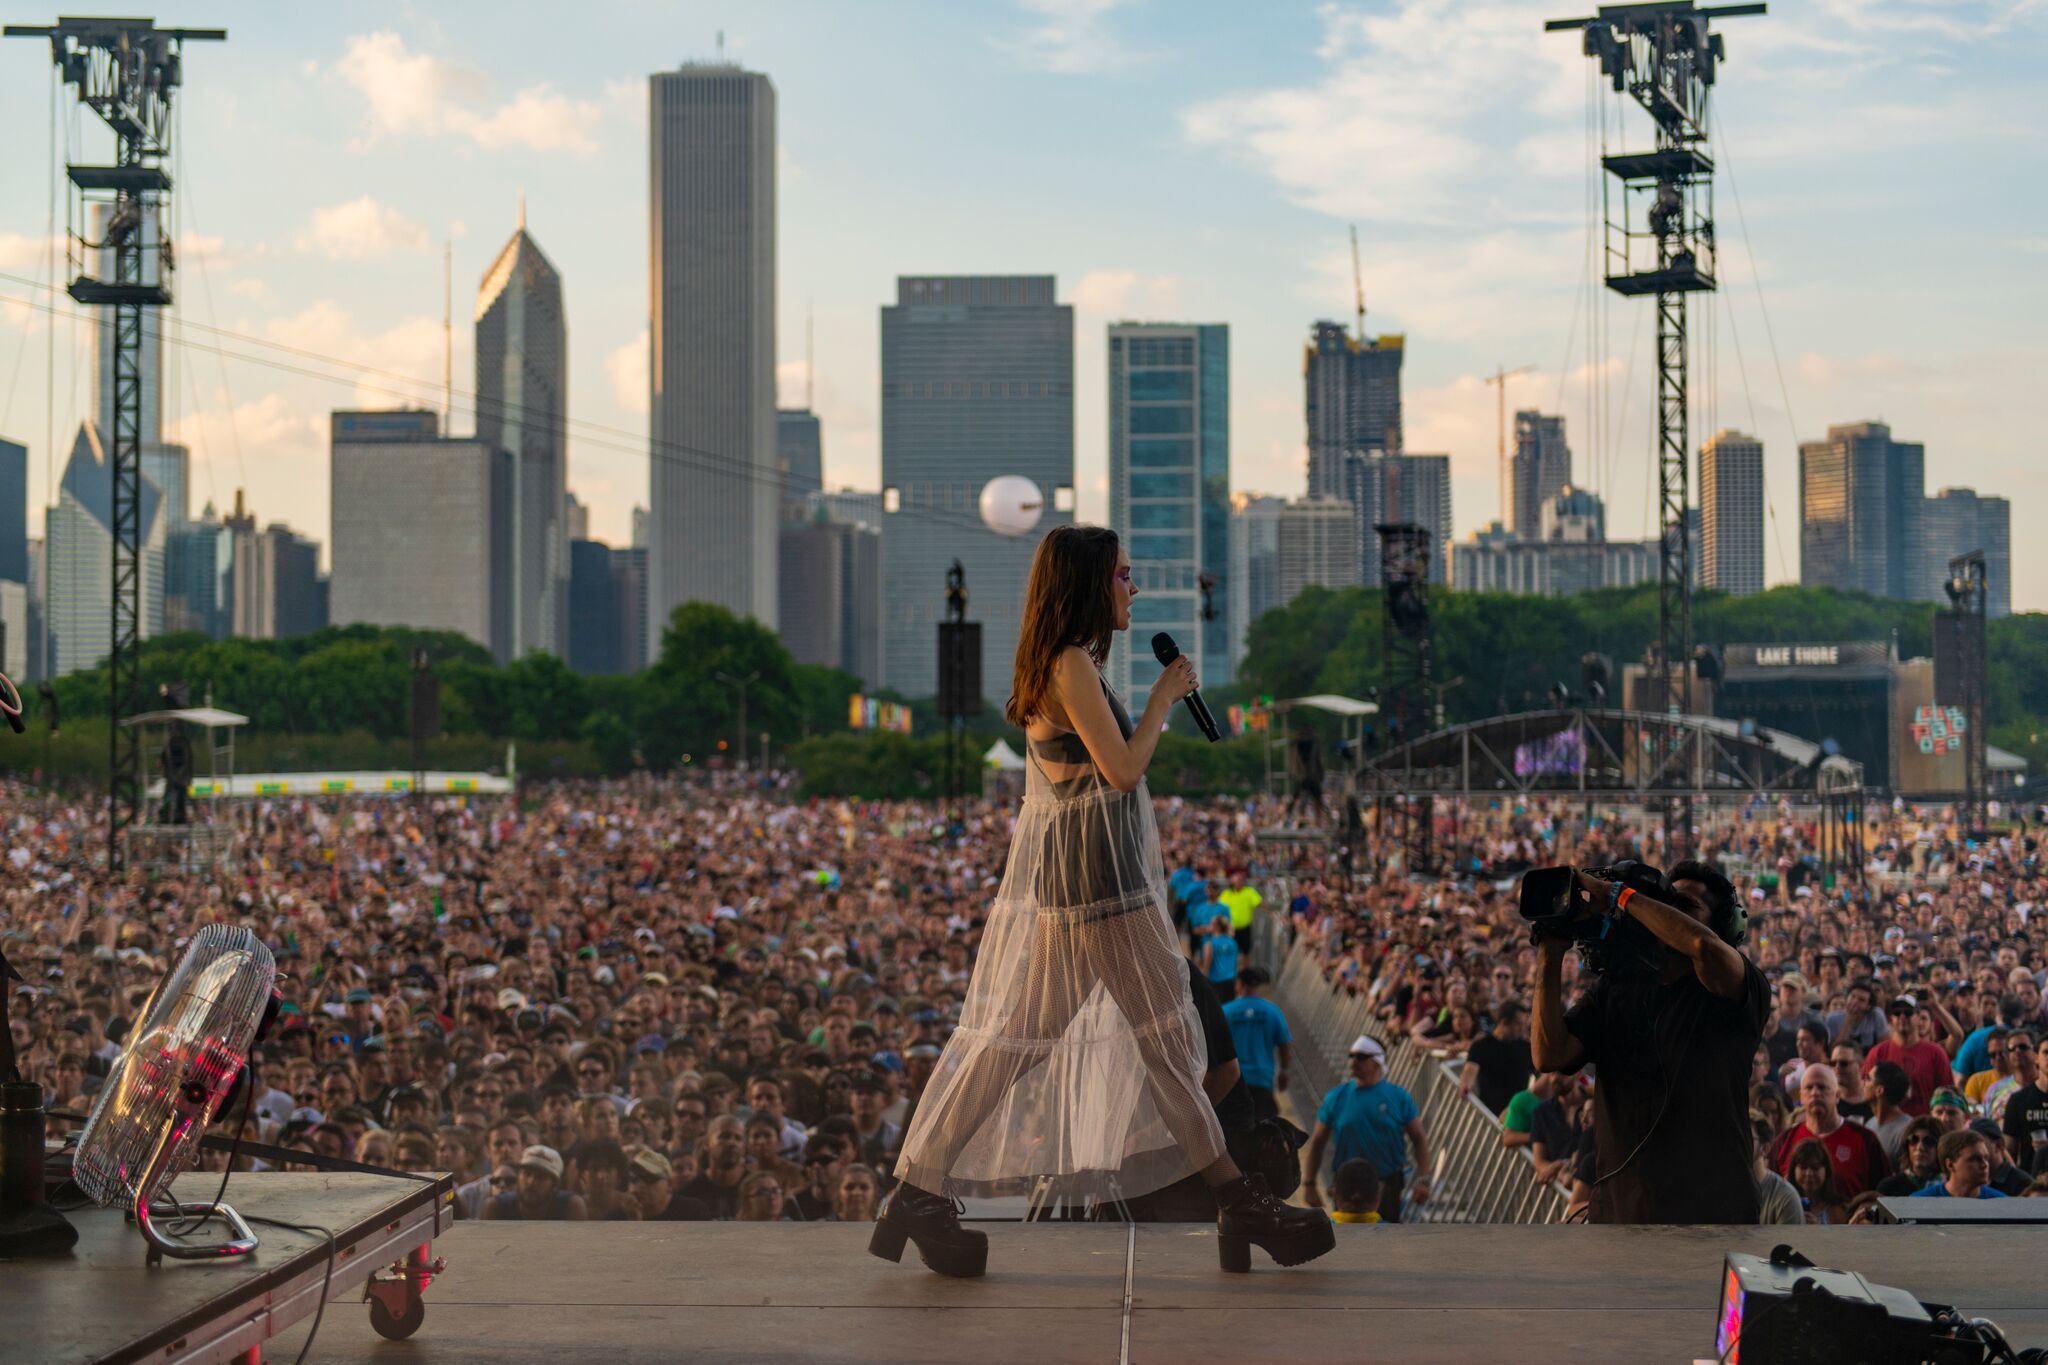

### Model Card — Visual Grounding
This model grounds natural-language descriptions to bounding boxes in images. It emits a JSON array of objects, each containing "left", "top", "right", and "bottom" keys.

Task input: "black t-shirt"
[
  {"left": 678, "top": 1171, "right": 743, "bottom": 1219},
  {"left": 2003, "top": 1082, "right": 2048, "bottom": 1175},
  {"left": 655, "top": 1192, "right": 711, "bottom": 1220},
  {"left": 1565, "top": 956, "right": 1769, "bottom": 1223},
  {"left": 1465, "top": 1034, "right": 1534, "bottom": 1115},
  {"left": 1184, "top": 962, "right": 1255, "bottom": 1135},
  {"left": 1529, "top": 1097, "right": 1578, "bottom": 1162},
  {"left": 1838, "top": 1097, "right": 1875, "bottom": 1122},
  {"left": 790, "top": 1187, "right": 836, "bottom": 1222}
]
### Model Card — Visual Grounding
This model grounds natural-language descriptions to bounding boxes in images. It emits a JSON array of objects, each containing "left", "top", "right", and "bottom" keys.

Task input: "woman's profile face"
[{"left": 1113, "top": 549, "right": 1136, "bottom": 632}]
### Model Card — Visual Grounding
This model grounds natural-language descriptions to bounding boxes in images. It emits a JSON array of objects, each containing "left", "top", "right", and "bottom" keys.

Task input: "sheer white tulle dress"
[{"left": 895, "top": 677, "right": 1227, "bottom": 1206}]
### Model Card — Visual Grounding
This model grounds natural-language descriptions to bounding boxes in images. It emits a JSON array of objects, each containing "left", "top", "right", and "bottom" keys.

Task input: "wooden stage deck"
[{"left": 271, "top": 1219, "right": 2048, "bottom": 1364}]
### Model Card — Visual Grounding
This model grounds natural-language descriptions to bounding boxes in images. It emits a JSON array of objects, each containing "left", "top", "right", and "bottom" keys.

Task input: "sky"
[{"left": 0, "top": 0, "right": 2043, "bottom": 605}]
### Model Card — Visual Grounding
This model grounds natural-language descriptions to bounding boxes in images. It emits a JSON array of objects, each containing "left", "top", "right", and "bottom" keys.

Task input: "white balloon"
[{"left": 979, "top": 475, "right": 1044, "bottom": 537}]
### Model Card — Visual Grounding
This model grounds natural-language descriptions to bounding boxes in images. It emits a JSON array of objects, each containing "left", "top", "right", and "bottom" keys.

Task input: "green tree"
[{"left": 638, "top": 602, "right": 800, "bottom": 768}]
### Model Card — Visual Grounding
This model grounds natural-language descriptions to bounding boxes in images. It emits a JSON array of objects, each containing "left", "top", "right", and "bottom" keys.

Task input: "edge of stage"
[{"left": 12, "top": 1173, "right": 2048, "bottom": 1363}]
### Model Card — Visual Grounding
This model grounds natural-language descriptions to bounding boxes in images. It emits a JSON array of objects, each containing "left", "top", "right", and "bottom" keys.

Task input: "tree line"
[{"left": 9, "top": 584, "right": 2041, "bottom": 795}]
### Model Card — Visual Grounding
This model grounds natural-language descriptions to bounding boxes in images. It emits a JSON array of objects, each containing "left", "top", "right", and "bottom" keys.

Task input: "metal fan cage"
[{"left": 74, "top": 922, "right": 276, "bottom": 1210}]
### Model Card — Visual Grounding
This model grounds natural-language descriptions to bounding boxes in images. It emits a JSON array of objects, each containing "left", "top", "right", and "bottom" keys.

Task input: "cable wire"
[{"left": 0, "top": 268, "right": 1012, "bottom": 542}]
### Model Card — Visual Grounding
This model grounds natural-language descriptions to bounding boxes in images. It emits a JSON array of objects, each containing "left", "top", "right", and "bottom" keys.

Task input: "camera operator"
[{"left": 1530, "top": 862, "right": 1768, "bottom": 1223}]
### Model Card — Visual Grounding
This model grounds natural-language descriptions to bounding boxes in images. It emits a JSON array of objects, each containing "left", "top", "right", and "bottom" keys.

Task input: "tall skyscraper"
[
  {"left": 45, "top": 422, "right": 166, "bottom": 678},
  {"left": 1304, "top": 321, "right": 1402, "bottom": 498},
  {"left": 881, "top": 276, "right": 1073, "bottom": 699},
  {"left": 329, "top": 410, "right": 512, "bottom": 659},
  {"left": 778, "top": 514, "right": 882, "bottom": 687},
  {"left": 647, "top": 63, "right": 778, "bottom": 642},
  {"left": 1343, "top": 451, "right": 1452, "bottom": 587},
  {"left": 1228, "top": 493, "right": 1284, "bottom": 675},
  {"left": 165, "top": 507, "right": 231, "bottom": 639},
  {"left": 564, "top": 491, "right": 589, "bottom": 543},
  {"left": 0, "top": 437, "right": 26, "bottom": 585},
  {"left": 477, "top": 205, "right": 569, "bottom": 661},
  {"left": 1508, "top": 411, "right": 1570, "bottom": 540},
  {"left": 1107, "top": 323, "right": 1229, "bottom": 695},
  {"left": 1923, "top": 487, "right": 2012, "bottom": 618},
  {"left": 776, "top": 409, "right": 823, "bottom": 510},
  {"left": 1699, "top": 429, "right": 1765, "bottom": 595},
  {"left": 262, "top": 521, "right": 326, "bottom": 639},
  {"left": 1799, "top": 421, "right": 1923, "bottom": 599},
  {"left": 569, "top": 538, "right": 624, "bottom": 675},
  {"left": 1276, "top": 497, "right": 1357, "bottom": 607}
]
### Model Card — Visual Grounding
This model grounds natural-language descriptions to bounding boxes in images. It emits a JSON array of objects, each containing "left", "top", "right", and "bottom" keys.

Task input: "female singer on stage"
[{"left": 873, "top": 526, "right": 1334, "bottom": 1277}]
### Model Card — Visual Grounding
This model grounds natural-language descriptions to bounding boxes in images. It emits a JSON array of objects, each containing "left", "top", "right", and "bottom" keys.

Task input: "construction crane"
[
  {"left": 1349, "top": 224, "right": 1367, "bottom": 339},
  {"left": 1484, "top": 364, "right": 1535, "bottom": 532}
]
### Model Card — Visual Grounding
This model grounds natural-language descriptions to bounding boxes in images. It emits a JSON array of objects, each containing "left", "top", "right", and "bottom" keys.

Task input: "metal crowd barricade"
[{"left": 1265, "top": 931, "right": 1568, "bottom": 1224}]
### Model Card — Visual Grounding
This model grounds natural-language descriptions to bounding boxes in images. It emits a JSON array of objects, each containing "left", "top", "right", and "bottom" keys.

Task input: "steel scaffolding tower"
[
  {"left": 1546, "top": 1, "right": 1761, "bottom": 859},
  {"left": 1939, "top": 552, "right": 1989, "bottom": 834},
  {"left": 7, "top": 17, "right": 224, "bottom": 870}
]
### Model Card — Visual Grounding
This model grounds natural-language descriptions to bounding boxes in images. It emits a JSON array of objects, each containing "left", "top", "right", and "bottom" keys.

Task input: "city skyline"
[{"left": 0, "top": 3, "right": 2039, "bottom": 608}]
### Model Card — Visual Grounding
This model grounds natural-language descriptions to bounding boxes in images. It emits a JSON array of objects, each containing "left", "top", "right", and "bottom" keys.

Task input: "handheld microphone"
[{"left": 1151, "top": 632, "right": 1220, "bottom": 743}]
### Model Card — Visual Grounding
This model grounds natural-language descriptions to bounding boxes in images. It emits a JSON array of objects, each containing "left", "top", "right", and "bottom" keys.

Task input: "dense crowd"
[
  {"left": 5, "top": 774, "right": 2047, "bottom": 1226},
  {"left": 1280, "top": 797, "right": 2048, "bottom": 1218}
]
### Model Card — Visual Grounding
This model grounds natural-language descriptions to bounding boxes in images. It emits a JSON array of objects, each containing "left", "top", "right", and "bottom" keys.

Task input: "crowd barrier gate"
[{"left": 1255, "top": 906, "right": 1568, "bottom": 1224}]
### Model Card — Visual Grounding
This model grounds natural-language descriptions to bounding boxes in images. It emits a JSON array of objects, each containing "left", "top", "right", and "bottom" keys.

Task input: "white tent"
[{"left": 983, "top": 738, "right": 1026, "bottom": 771}]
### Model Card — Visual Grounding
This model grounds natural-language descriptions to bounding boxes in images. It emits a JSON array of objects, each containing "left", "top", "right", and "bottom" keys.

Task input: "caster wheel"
[{"left": 369, "top": 1294, "right": 426, "bottom": 1340}]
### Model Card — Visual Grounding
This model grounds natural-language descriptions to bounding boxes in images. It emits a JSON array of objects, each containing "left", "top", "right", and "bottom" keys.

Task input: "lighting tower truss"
[
  {"left": 1545, "top": 0, "right": 1762, "bottom": 858},
  {"left": 1377, "top": 522, "right": 1434, "bottom": 875},
  {"left": 5, "top": 18, "right": 223, "bottom": 870}
]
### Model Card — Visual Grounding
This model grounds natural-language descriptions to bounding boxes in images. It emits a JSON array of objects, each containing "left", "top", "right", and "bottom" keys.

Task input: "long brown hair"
[{"left": 1006, "top": 525, "right": 1121, "bottom": 727}]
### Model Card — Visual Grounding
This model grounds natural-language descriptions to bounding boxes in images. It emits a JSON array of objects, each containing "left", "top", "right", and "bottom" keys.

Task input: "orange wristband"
[{"left": 1615, "top": 887, "right": 1636, "bottom": 913}]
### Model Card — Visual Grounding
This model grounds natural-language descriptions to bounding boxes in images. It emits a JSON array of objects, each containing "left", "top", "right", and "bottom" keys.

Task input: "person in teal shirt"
[
  {"left": 1301, "top": 1036, "right": 1431, "bottom": 1224},
  {"left": 1223, "top": 967, "right": 1293, "bottom": 1120},
  {"left": 1199, "top": 913, "right": 1238, "bottom": 999}
]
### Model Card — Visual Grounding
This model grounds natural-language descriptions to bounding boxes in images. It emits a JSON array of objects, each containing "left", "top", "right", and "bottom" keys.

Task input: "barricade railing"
[{"left": 1261, "top": 924, "right": 1568, "bottom": 1224}]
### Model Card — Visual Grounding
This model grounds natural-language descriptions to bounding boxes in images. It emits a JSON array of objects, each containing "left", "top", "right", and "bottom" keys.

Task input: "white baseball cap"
[{"left": 1347, "top": 1035, "right": 1386, "bottom": 1061}]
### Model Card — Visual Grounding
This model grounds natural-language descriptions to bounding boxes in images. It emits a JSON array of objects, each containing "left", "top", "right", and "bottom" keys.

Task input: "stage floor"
[{"left": 266, "top": 1219, "right": 2048, "bottom": 1364}]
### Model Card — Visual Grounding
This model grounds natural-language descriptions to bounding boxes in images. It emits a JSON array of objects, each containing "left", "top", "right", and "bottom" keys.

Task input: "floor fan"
[{"left": 73, "top": 923, "right": 277, "bottom": 1261}]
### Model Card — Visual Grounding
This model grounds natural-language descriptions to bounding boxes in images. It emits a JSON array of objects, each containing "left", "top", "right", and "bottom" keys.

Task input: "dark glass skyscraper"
[
  {"left": 476, "top": 206, "right": 568, "bottom": 661},
  {"left": 1509, "top": 411, "right": 1569, "bottom": 541},
  {"left": 1799, "top": 421, "right": 1923, "bottom": 599},
  {"left": 1108, "top": 323, "right": 1230, "bottom": 691},
  {"left": 776, "top": 409, "right": 823, "bottom": 510},
  {"left": 1304, "top": 320, "right": 1403, "bottom": 497},
  {"left": 880, "top": 276, "right": 1072, "bottom": 699}
]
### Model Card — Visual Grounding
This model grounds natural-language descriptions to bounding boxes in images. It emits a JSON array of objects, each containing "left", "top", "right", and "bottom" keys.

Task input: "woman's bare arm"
[{"left": 1053, "top": 645, "right": 1183, "bottom": 792}]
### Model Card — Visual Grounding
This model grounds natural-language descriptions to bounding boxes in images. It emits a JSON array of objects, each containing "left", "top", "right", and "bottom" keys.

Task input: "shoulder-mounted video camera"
[{"left": 1519, "top": 859, "right": 1675, "bottom": 976}]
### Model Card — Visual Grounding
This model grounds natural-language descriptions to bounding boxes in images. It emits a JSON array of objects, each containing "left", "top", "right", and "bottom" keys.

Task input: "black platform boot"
[
  {"left": 1213, "top": 1174, "right": 1336, "bottom": 1273},
  {"left": 869, "top": 1182, "right": 989, "bottom": 1278}
]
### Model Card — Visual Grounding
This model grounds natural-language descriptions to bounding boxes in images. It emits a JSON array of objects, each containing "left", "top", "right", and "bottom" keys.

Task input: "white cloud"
[
  {"left": 464, "top": 86, "right": 601, "bottom": 155},
  {"left": 168, "top": 390, "right": 325, "bottom": 466},
  {"left": 1070, "top": 270, "right": 1185, "bottom": 319},
  {"left": 296, "top": 196, "right": 431, "bottom": 261},
  {"left": 1181, "top": 1, "right": 1585, "bottom": 224},
  {"left": 331, "top": 31, "right": 602, "bottom": 154},
  {"left": 607, "top": 330, "right": 648, "bottom": 416},
  {"left": 259, "top": 300, "right": 453, "bottom": 410},
  {"left": 1008, "top": 0, "right": 1145, "bottom": 74},
  {"left": 0, "top": 232, "right": 63, "bottom": 271}
]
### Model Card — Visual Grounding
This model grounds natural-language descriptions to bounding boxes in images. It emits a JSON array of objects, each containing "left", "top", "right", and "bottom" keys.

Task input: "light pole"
[{"left": 714, "top": 670, "right": 759, "bottom": 771}]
